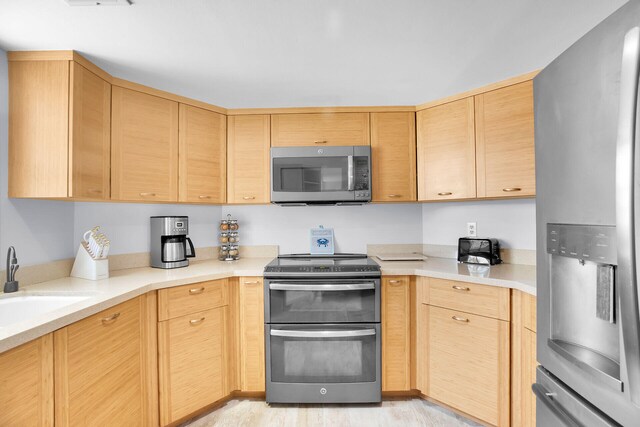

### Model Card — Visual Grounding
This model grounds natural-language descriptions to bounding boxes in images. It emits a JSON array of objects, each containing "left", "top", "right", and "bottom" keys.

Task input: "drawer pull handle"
[
  {"left": 437, "top": 192, "right": 452, "bottom": 196},
  {"left": 139, "top": 192, "right": 156, "bottom": 197},
  {"left": 190, "top": 317, "right": 205, "bottom": 326},
  {"left": 388, "top": 280, "right": 402, "bottom": 284},
  {"left": 189, "top": 287, "right": 205, "bottom": 295},
  {"left": 314, "top": 140, "right": 328, "bottom": 144},
  {"left": 198, "top": 195, "right": 212, "bottom": 199},
  {"left": 452, "top": 315, "right": 469, "bottom": 323},
  {"left": 88, "top": 189, "right": 102, "bottom": 194},
  {"left": 244, "top": 280, "right": 260, "bottom": 284},
  {"left": 242, "top": 196, "right": 255, "bottom": 200},
  {"left": 452, "top": 285, "right": 470, "bottom": 292},
  {"left": 387, "top": 194, "right": 402, "bottom": 198},
  {"left": 101, "top": 312, "right": 120, "bottom": 324},
  {"left": 502, "top": 187, "right": 522, "bottom": 192}
]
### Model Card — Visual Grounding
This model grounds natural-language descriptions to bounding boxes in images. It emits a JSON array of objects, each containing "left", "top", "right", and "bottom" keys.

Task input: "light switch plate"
[{"left": 467, "top": 222, "right": 477, "bottom": 237}]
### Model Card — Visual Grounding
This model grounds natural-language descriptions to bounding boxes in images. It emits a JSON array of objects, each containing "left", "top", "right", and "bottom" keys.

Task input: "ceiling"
[{"left": 0, "top": 0, "right": 627, "bottom": 109}]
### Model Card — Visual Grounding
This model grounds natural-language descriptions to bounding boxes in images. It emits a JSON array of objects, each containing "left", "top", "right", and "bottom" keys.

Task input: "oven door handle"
[
  {"left": 270, "top": 329, "right": 377, "bottom": 338},
  {"left": 269, "top": 283, "right": 375, "bottom": 291}
]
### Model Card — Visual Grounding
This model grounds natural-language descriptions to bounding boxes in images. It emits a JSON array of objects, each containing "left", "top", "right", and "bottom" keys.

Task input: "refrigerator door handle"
[
  {"left": 532, "top": 383, "right": 581, "bottom": 427},
  {"left": 616, "top": 26, "right": 640, "bottom": 405}
]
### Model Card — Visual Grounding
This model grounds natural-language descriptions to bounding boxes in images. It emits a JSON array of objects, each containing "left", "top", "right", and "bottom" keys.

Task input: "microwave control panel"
[{"left": 354, "top": 157, "right": 370, "bottom": 197}]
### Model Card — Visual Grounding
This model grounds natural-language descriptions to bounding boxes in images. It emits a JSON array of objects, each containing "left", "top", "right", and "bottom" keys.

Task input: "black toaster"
[{"left": 458, "top": 238, "right": 502, "bottom": 265}]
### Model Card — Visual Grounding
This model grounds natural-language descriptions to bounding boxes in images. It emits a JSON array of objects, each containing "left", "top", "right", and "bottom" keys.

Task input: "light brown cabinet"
[
  {"left": 417, "top": 98, "right": 476, "bottom": 201},
  {"left": 111, "top": 86, "right": 179, "bottom": 202},
  {"left": 238, "top": 277, "right": 266, "bottom": 392},
  {"left": 178, "top": 104, "right": 226, "bottom": 204},
  {"left": 227, "top": 115, "right": 271, "bottom": 204},
  {"left": 8, "top": 58, "right": 111, "bottom": 200},
  {"left": 271, "top": 112, "right": 370, "bottom": 146},
  {"left": 371, "top": 112, "right": 417, "bottom": 202},
  {"left": 53, "top": 296, "right": 157, "bottom": 426},
  {"left": 382, "top": 276, "right": 412, "bottom": 391},
  {"left": 475, "top": 81, "right": 536, "bottom": 198},
  {"left": 0, "top": 334, "right": 54, "bottom": 426},
  {"left": 158, "top": 279, "right": 229, "bottom": 425},
  {"left": 512, "top": 290, "right": 537, "bottom": 427}
]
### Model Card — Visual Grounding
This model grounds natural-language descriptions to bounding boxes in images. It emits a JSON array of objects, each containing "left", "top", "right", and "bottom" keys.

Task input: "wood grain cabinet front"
[
  {"left": 53, "top": 296, "right": 157, "bottom": 427},
  {"left": 9, "top": 58, "right": 111, "bottom": 200},
  {"left": 271, "top": 112, "right": 370, "bottom": 147},
  {"left": 0, "top": 334, "right": 54, "bottom": 427},
  {"left": 371, "top": 112, "right": 417, "bottom": 202},
  {"left": 111, "top": 86, "right": 179, "bottom": 202},
  {"left": 238, "top": 277, "right": 266, "bottom": 392},
  {"left": 382, "top": 276, "right": 411, "bottom": 391}
]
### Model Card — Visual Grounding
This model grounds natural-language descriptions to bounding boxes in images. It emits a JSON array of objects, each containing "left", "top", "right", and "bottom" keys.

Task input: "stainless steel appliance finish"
[
  {"left": 270, "top": 146, "right": 371, "bottom": 205},
  {"left": 264, "top": 254, "right": 382, "bottom": 403},
  {"left": 535, "top": 2, "right": 640, "bottom": 424},
  {"left": 150, "top": 216, "right": 196, "bottom": 269}
]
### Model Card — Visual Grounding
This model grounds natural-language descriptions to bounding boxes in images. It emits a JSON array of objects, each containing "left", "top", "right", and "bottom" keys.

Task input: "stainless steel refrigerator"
[{"left": 535, "top": 1, "right": 640, "bottom": 425}]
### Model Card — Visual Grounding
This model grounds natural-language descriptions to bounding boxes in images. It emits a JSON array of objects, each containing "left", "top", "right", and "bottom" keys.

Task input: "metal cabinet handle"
[
  {"left": 387, "top": 194, "right": 402, "bottom": 198},
  {"left": 437, "top": 192, "right": 452, "bottom": 196},
  {"left": 88, "top": 189, "right": 102, "bottom": 194},
  {"left": 189, "top": 287, "right": 205, "bottom": 295},
  {"left": 388, "top": 280, "right": 402, "bottom": 284},
  {"left": 139, "top": 192, "right": 156, "bottom": 197},
  {"left": 269, "top": 283, "right": 374, "bottom": 291},
  {"left": 244, "top": 280, "right": 260, "bottom": 284},
  {"left": 451, "top": 315, "right": 469, "bottom": 323},
  {"left": 270, "top": 329, "right": 376, "bottom": 338},
  {"left": 452, "top": 285, "right": 470, "bottom": 292},
  {"left": 190, "top": 317, "right": 205, "bottom": 326},
  {"left": 198, "top": 195, "right": 211, "bottom": 199},
  {"left": 242, "top": 196, "right": 255, "bottom": 200},
  {"left": 531, "top": 383, "right": 581, "bottom": 427},
  {"left": 314, "top": 140, "right": 328, "bottom": 144},
  {"left": 502, "top": 187, "right": 522, "bottom": 192},
  {"left": 101, "top": 312, "right": 120, "bottom": 324}
]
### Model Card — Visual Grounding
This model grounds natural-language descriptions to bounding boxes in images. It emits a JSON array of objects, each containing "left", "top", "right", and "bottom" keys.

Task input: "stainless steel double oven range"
[{"left": 263, "top": 253, "right": 382, "bottom": 403}]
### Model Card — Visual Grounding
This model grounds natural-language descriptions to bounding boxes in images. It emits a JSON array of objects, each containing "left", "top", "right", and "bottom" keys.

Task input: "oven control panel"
[{"left": 264, "top": 265, "right": 380, "bottom": 273}]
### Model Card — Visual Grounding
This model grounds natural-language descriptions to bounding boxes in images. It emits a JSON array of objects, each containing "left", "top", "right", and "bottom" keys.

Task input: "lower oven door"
[
  {"left": 265, "top": 279, "right": 380, "bottom": 323},
  {"left": 265, "top": 323, "right": 381, "bottom": 403}
]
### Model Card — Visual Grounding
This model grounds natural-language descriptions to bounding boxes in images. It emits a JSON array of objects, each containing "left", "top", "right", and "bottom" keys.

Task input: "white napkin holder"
[{"left": 71, "top": 243, "right": 109, "bottom": 280}]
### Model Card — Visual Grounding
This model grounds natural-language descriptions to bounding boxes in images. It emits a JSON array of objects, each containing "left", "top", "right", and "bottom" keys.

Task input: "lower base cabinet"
[
  {"left": 238, "top": 277, "right": 266, "bottom": 392},
  {"left": 54, "top": 295, "right": 157, "bottom": 426},
  {"left": 382, "top": 276, "right": 411, "bottom": 391},
  {"left": 0, "top": 334, "right": 54, "bottom": 426}
]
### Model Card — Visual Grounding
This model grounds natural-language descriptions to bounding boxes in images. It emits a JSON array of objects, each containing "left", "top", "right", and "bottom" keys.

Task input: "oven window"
[
  {"left": 273, "top": 157, "right": 349, "bottom": 192},
  {"left": 269, "top": 325, "right": 377, "bottom": 383}
]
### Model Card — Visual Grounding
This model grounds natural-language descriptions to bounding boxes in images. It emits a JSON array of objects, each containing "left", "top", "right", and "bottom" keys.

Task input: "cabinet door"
[
  {"left": 158, "top": 307, "right": 226, "bottom": 425},
  {"left": 521, "top": 328, "right": 537, "bottom": 427},
  {"left": 111, "top": 86, "right": 179, "bottom": 202},
  {"left": 382, "top": 276, "right": 411, "bottom": 391},
  {"left": 475, "top": 81, "right": 535, "bottom": 198},
  {"left": 54, "top": 296, "right": 155, "bottom": 426},
  {"left": 371, "top": 112, "right": 417, "bottom": 202},
  {"left": 0, "top": 334, "right": 54, "bottom": 426},
  {"left": 8, "top": 60, "right": 69, "bottom": 198},
  {"left": 417, "top": 98, "right": 476, "bottom": 201},
  {"left": 178, "top": 104, "right": 226, "bottom": 204},
  {"left": 69, "top": 62, "right": 111, "bottom": 200},
  {"left": 227, "top": 115, "right": 271, "bottom": 204},
  {"left": 239, "top": 277, "right": 265, "bottom": 392},
  {"left": 415, "top": 303, "right": 429, "bottom": 395},
  {"left": 271, "top": 113, "right": 370, "bottom": 146},
  {"left": 429, "top": 305, "right": 510, "bottom": 426}
]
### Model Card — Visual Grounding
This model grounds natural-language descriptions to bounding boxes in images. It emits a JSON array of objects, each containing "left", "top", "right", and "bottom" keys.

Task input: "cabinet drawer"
[
  {"left": 429, "top": 305, "right": 510, "bottom": 426},
  {"left": 158, "top": 279, "right": 228, "bottom": 321},
  {"left": 429, "top": 278, "right": 510, "bottom": 320}
]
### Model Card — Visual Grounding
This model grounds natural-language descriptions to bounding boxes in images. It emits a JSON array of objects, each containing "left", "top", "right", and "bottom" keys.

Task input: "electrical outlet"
[{"left": 467, "top": 222, "right": 477, "bottom": 237}]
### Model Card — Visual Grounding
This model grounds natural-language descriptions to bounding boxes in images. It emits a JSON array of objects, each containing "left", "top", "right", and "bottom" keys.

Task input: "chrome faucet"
[{"left": 4, "top": 246, "right": 19, "bottom": 293}]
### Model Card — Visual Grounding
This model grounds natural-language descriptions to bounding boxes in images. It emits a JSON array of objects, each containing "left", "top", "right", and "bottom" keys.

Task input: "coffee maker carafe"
[{"left": 150, "top": 216, "right": 195, "bottom": 269}]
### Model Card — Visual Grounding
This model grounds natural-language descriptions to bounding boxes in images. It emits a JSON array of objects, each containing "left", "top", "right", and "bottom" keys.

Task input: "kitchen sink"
[{"left": 0, "top": 294, "right": 93, "bottom": 328}]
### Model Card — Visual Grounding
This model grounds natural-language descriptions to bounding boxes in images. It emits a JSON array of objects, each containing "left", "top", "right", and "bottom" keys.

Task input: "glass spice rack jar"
[{"left": 219, "top": 214, "right": 240, "bottom": 261}]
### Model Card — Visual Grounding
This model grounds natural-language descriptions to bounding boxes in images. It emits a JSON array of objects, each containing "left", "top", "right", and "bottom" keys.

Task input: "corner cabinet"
[
  {"left": 111, "top": 86, "right": 179, "bottom": 202},
  {"left": 227, "top": 116, "right": 271, "bottom": 204},
  {"left": 371, "top": 112, "right": 417, "bottom": 202},
  {"left": 9, "top": 57, "right": 111, "bottom": 200},
  {"left": 53, "top": 295, "right": 158, "bottom": 426}
]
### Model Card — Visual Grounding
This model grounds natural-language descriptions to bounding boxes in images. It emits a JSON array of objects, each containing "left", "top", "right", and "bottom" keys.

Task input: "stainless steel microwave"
[{"left": 271, "top": 146, "right": 371, "bottom": 205}]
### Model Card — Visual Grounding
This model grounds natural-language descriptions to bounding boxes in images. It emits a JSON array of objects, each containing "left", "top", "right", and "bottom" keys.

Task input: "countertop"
[{"left": 0, "top": 256, "right": 535, "bottom": 353}]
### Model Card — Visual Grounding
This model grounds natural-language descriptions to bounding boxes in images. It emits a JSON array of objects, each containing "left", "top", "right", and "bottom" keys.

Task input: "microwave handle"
[{"left": 347, "top": 155, "right": 355, "bottom": 191}]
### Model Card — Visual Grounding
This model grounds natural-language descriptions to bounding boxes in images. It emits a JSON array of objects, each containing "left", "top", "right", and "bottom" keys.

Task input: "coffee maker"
[{"left": 150, "top": 216, "right": 195, "bottom": 269}]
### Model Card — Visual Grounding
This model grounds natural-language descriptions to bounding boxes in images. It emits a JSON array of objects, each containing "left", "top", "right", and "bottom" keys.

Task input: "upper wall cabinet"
[
  {"left": 271, "top": 113, "right": 370, "bottom": 146},
  {"left": 227, "top": 115, "right": 271, "bottom": 204},
  {"left": 417, "top": 98, "right": 476, "bottom": 201},
  {"left": 178, "top": 104, "right": 226, "bottom": 204},
  {"left": 475, "top": 81, "right": 536, "bottom": 198},
  {"left": 9, "top": 58, "right": 111, "bottom": 200},
  {"left": 371, "top": 112, "right": 416, "bottom": 202},
  {"left": 111, "top": 87, "right": 179, "bottom": 202}
]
